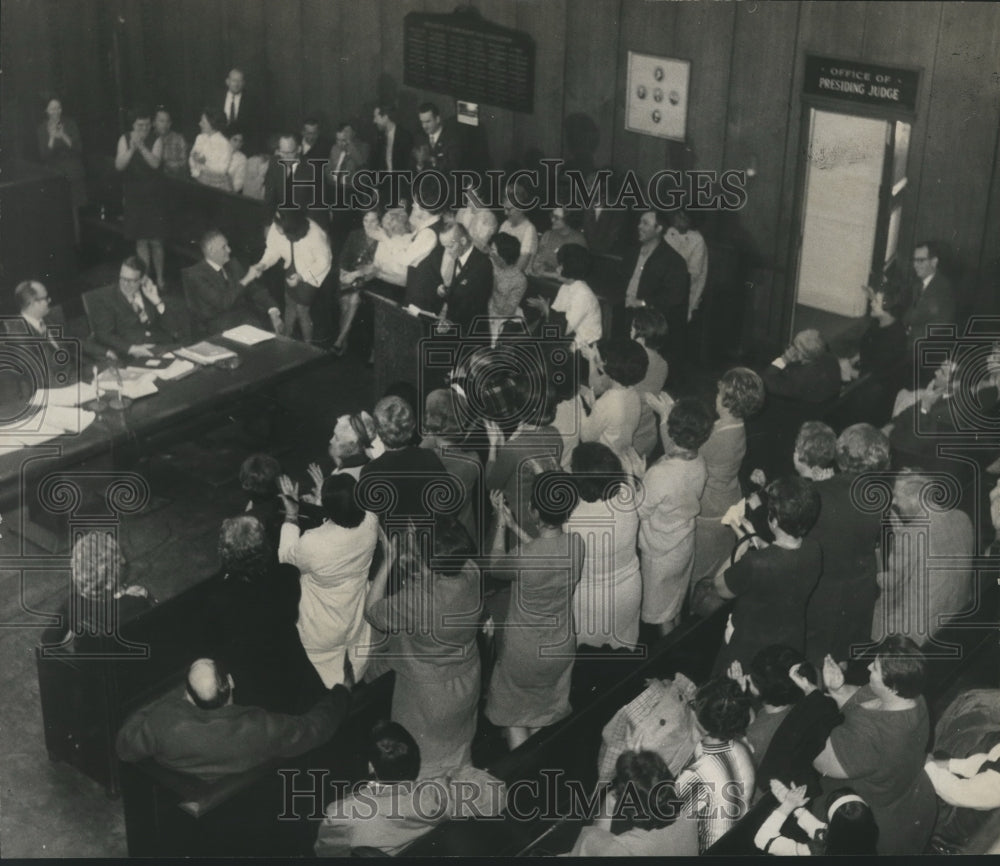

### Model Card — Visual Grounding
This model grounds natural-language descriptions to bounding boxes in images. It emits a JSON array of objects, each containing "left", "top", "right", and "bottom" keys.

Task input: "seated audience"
[
  {"left": 871, "top": 468, "right": 974, "bottom": 646},
  {"left": 225, "top": 125, "right": 247, "bottom": 193},
  {"left": 691, "top": 367, "right": 766, "bottom": 579},
  {"left": 277, "top": 473, "right": 380, "bottom": 687},
  {"left": 89, "top": 255, "right": 186, "bottom": 358},
  {"left": 567, "top": 443, "right": 642, "bottom": 651},
  {"left": 638, "top": 398, "right": 713, "bottom": 636},
  {"left": 244, "top": 206, "right": 332, "bottom": 344},
  {"left": 568, "top": 750, "right": 698, "bottom": 856},
  {"left": 364, "top": 518, "right": 483, "bottom": 777},
  {"left": 812, "top": 635, "right": 938, "bottom": 855},
  {"left": 804, "top": 423, "right": 889, "bottom": 666},
  {"left": 675, "top": 677, "right": 755, "bottom": 852},
  {"left": 754, "top": 778, "right": 879, "bottom": 855},
  {"left": 205, "top": 516, "right": 323, "bottom": 714},
  {"left": 526, "top": 243, "right": 602, "bottom": 352},
  {"left": 316, "top": 720, "right": 504, "bottom": 855},
  {"left": 712, "top": 476, "right": 822, "bottom": 674},
  {"left": 332, "top": 208, "right": 380, "bottom": 356},
  {"left": 761, "top": 328, "right": 841, "bottom": 404},
  {"left": 487, "top": 232, "right": 528, "bottom": 345},
  {"left": 664, "top": 209, "right": 708, "bottom": 323},
  {"left": 580, "top": 339, "right": 647, "bottom": 479},
  {"left": 115, "top": 657, "right": 350, "bottom": 780},
  {"left": 529, "top": 207, "right": 587, "bottom": 279},
  {"left": 484, "top": 471, "right": 583, "bottom": 749},
  {"left": 153, "top": 106, "right": 188, "bottom": 179},
  {"left": 189, "top": 106, "right": 232, "bottom": 189},
  {"left": 182, "top": 228, "right": 281, "bottom": 339},
  {"left": 498, "top": 183, "right": 538, "bottom": 271}
]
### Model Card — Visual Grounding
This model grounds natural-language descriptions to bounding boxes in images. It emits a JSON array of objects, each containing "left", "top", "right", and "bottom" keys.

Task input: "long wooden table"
[{"left": 0, "top": 335, "right": 326, "bottom": 526}]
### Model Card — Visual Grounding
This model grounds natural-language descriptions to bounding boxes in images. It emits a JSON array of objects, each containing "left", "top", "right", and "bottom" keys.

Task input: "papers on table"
[
  {"left": 175, "top": 341, "right": 239, "bottom": 365},
  {"left": 0, "top": 397, "right": 96, "bottom": 450},
  {"left": 156, "top": 359, "right": 196, "bottom": 381},
  {"left": 96, "top": 367, "right": 159, "bottom": 400},
  {"left": 221, "top": 324, "right": 275, "bottom": 346}
]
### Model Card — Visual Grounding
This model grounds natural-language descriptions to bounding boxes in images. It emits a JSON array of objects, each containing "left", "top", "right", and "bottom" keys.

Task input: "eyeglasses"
[
  {"left": 120, "top": 275, "right": 142, "bottom": 284},
  {"left": 912, "top": 256, "right": 930, "bottom": 263}
]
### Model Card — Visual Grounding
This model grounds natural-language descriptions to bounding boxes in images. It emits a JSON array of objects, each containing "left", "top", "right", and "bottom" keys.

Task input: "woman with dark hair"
[
  {"left": 755, "top": 779, "right": 879, "bottom": 855},
  {"left": 580, "top": 339, "right": 648, "bottom": 480},
  {"left": 566, "top": 442, "right": 642, "bottom": 650},
  {"left": 638, "top": 397, "right": 713, "bottom": 635},
  {"left": 485, "top": 471, "right": 584, "bottom": 749},
  {"left": 675, "top": 677, "right": 755, "bottom": 851},
  {"left": 365, "top": 517, "right": 484, "bottom": 777},
  {"left": 803, "top": 423, "right": 889, "bottom": 666},
  {"left": 189, "top": 106, "right": 233, "bottom": 190},
  {"left": 686, "top": 367, "right": 766, "bottom": 580},
  {"left": 38, "top": 96, "right": 87, "bottom": 239},
  {"left": 526, "top": 243, "right": 602, "bottom": 351},
  {"left": 225, "top": 125, "right": 247, "bottom": 193},
  {"left": 239, "top": 452, "right": 283, "bottom": 549},
  {"left": 243, "top": 205, "right": 333, "bottom": 344},
  {"left": 568, "top": 750, "right": 698, "bottom": 856},
  {"left": 485, "top": 375, "right": 564, "bottom": 541},
  {"left": 712, "top": 476, "right": 823, "bottom": 674},
  {"left": 812, "top": 635, "right": 938, "bottom": 855},
  {"left": 276, "top": 473, "right": 380, "bottom": 687},
  {"left": 331, "top": 208, "right": 381, "bottom": 356},
  {"left": 114, "top": 105, "right": 167, "bottom": 287},
  {"left": 206, "top": 516, "right": 324, "bottom": 713}
]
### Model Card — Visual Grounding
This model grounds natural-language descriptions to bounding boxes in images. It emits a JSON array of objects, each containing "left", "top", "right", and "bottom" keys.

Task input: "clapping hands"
[
  {"left": 277, "top": 474, "right": 299, "bottom": 516},
  {"left": 770, "top": 778, "right": 809, "bottom": 812},
  {"left": 822, "top": 654, "right": 846, "bottom": 692}
]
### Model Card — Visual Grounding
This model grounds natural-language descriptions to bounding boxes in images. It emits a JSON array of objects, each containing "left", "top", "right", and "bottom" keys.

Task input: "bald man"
[
  {"left": 761, "top": 328, "right": 842, "bottom": 404},
  {"left": 115, "top": 657, "right": 350, "bottom": 781}
]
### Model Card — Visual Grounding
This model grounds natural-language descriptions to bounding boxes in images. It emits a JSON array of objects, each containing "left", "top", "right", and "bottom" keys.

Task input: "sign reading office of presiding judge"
[
  {"left": 404, "top": 8, "right": 535, "bottom": 113},
  {"left": 804, "top": 55, "right": 920, "bottom": 112}
]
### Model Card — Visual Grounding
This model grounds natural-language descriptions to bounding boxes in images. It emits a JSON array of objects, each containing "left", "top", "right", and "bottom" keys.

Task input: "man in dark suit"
[
  {"left": 620, "top": 210, "right": 691, "bottom": 383},
  {"left": 580, "top": 172, "right": 628, "bottom": 257},
  {"left": 417, "top": 102, "right": 464, "bottom": 175},
  {"left": 221, "top": 68, "right": 261, "bottom": 150},
  {"left": 904, "top": 240, "right": 957, "bottom": 347},
  {"left": 372, "top": 103, "right": 414, "bottom": 174},
  {"left": 300, "top": 116, "right": 332, "bottom": 164},
  {"left": 89, "top": 256, "right": 188, "bottom": 359},
  {"left": 263, "top": 132, "right": 327, "bottom": 224},
  {"left": 182, "top": 229, "right": 282, "bottom": 339},
  {"left": 116, "top": 657, "right": 350, "bottom": 780},
  {"left": 437, "top": 222, "right": 491, "bottom": 336}
]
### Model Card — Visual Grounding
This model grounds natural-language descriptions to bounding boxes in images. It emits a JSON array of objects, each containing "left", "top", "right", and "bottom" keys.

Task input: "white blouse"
[
  {"left": 256, "top": 218, "right": 333, "bottom": 287},
  {"left": 189, "top": 131, "right": 232, "bottom": 177}
]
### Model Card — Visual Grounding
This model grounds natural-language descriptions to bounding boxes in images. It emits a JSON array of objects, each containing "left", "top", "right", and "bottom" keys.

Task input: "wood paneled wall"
[{"left": 3, "top": 0, "right": 999, "bottom": 352}]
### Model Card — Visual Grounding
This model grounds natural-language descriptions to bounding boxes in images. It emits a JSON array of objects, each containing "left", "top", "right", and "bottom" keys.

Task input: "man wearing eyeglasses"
[
  {"left": 89, "top": 256, "right": 187, "bottom": 359},
  {"left": 904, "top": 241, "right": 956, "bottom": 348}
]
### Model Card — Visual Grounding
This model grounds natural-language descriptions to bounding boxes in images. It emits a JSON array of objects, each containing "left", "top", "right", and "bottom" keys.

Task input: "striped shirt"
[{"left": 675, "top": 739, "right": 755, "bottom": 852}]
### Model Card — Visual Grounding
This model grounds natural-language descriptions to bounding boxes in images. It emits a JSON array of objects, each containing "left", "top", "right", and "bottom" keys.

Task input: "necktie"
[{"left": 227, "top": 95, "right": 236, "bottom": 124}]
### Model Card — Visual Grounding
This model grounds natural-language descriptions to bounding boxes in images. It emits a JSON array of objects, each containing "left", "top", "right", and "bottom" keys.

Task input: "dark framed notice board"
[{"left": 404, "top": 8, "right": 535, "bottom": 114}]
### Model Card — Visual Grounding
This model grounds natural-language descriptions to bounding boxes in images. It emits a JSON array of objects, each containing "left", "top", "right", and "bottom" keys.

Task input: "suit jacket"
[
  {"left": 903, "top": 272, "right": 956, "bottom": 343},
  {"left": 263, "top": 158, "right": 327, "bottom": 214},
  {"left": 445, "top": 247, "right": 492, "bottom": 334},
  {"left": 220, "top": 89, "right": 262, "bottom": 148},
  {"left": 422, "top": 119, "right": 464, "bottom": 174},
  {"left": 373, "top": 124, "right": 414, "bottom": 173},
  {"left": 1, "top": 316, "right": 86, "bottom": 384},
  {"left": 88, "top": 283, "right": 188, "bottom": 357},
  {"left": 583, "top": 207, "right": 627, "bottom": 257},
  {"left": 761, "top": 352, "right": 842, "bottom": 404},
  {"left": 182, "top": 258, "right": 276, "bottom": 339},
  {"left": 300, "top": 135, "right": 332, "bottom": 165},
  {"left": 621, "top": 239, "right": 690, "bottom": 312},
  {"left": 115, "top": 683, "right": 350, "bottom": 781},
  {"left": 325, "top": 139, "right": 370, "bottom": 194}
]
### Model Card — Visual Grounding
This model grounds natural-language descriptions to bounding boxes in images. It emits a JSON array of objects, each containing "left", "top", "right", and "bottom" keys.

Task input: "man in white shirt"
[{"left": 664, "top": 209, "right": 708, "bottom": 323}]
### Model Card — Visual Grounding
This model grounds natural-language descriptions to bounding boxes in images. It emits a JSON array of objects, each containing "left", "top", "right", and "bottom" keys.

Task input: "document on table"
[
  {"left": 155, "top": 359, "right": 196, "bottom": 381},
  {"left": 221, "top": 324, "right": 276, "bottom": 345},
  {"left": 0, "top": 400, "right": 96, "bottom": 451},
  {"left": 96, "top": 368, "right": 159, "bottom": 400}
]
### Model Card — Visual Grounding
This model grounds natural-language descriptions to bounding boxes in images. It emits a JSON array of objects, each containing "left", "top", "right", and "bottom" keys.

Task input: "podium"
[{"left": 365, "top": 286, "right": 431, "bottom": 398}]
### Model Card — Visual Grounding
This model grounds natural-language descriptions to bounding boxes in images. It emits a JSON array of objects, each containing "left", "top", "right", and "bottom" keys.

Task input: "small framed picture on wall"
[{"left": 626, "top": 51, "right": 690, "bottom": 141}]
